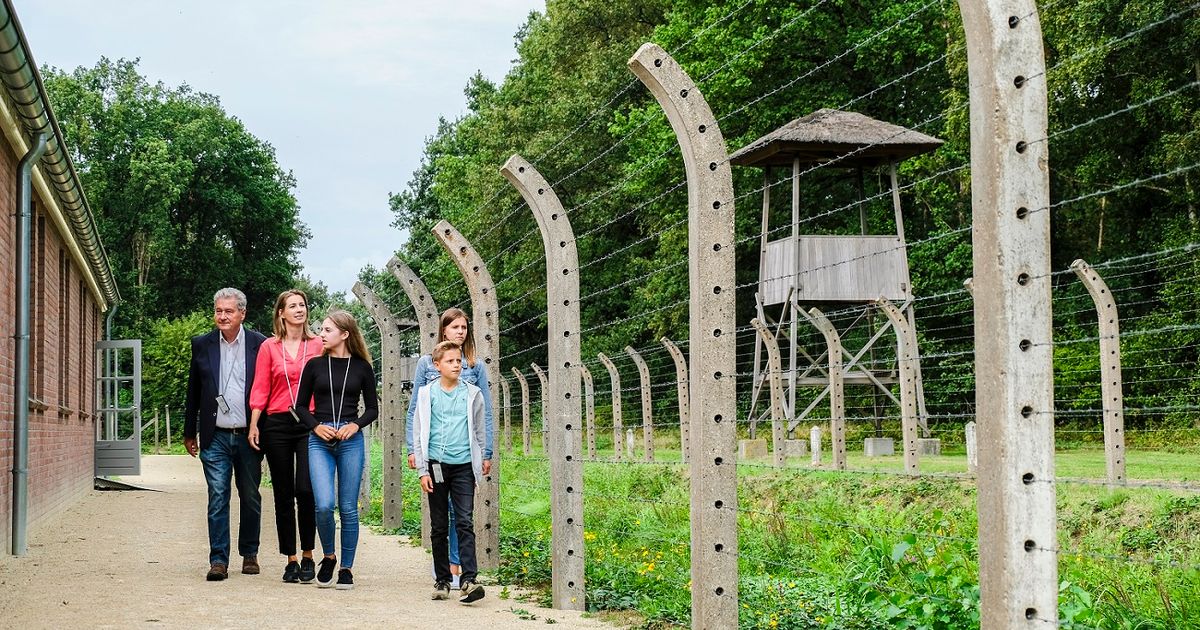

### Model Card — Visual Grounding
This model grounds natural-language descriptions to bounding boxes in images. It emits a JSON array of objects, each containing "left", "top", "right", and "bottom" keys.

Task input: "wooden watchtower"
[{"left": 730, "top": 109, "right": 942, "bottom": 438}]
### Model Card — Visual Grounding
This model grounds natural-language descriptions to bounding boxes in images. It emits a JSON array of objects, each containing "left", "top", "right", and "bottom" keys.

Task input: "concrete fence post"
[
  {"left": 750, "top": 318, "right": 786, "bottom": 468},
  {"left": 660, "top": 337, "right": 690, "bottom": 463},
  {"left": 808, "top": 308, "right": 847, "bottom": 470},
  {"left": 386, "top": 256, "right": 439, "bottom": 551},
  {"left": 877, "top": 298, "right": 920, "bottom": 474},
  {"left": 1070, "top": 259, "right": 1125, "bottom": 485},
  {"left": 513, "top": 367, "right": 532, "bottom": 456},
  {"left": 501, "top": 155, "right": 585, "bottom": 609},
  {"left": 580, "top": 365, "right": 597, "bottom": 461},
  {"left": 498, "top": 374, "right": 513, "bottom": 454},
  {"left": 531, "top": 362, "right": 549, "bottom": 452},
  {"left": 629, "top": 42, "right": 738, "bottom": 627},
  {"left": 597, "top": 352, "right": 624, "bottom": 461},
  {"left": 352, "top": 281, "right": 405, "bottom": 529},
  {"left": 357, "top": 398, "right": 371, "bottom": 513},
  {"left": 959, "top": 0, "right": 1058, "bottom": 624},
  {"left": 432, "top": 220, "right": 503, "bottom": 569},
  {"left": 386, "top": 256, "right": 440, "bottom": 354},
  {"left": 625, "top": 346, "right": 654, "bottom": 462}
]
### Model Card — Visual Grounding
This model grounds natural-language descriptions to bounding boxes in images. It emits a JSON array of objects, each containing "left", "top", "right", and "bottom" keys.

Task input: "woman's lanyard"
[
  {"left": 280, "top": 339, "right": 309, "bottom": 410},
  {"left": 328, "top": 356, "right": 351, "bottom": 429}
]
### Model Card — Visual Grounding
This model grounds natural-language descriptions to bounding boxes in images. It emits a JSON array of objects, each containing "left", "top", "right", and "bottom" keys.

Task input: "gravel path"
[{"left": 0, "top": 455, "right": 619, "bottom": 630}]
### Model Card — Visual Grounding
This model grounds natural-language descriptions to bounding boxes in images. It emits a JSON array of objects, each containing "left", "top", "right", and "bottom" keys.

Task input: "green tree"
[{"left": 43, "top": 58, "right": 308, "bottom": 337}]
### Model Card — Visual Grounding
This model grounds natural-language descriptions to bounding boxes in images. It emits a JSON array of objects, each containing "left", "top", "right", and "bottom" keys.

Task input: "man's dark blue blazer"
[{"left": 184, "top": 328, "right": 268, "bottom": 450}]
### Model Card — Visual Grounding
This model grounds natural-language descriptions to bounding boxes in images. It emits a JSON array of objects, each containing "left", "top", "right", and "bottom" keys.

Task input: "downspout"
[{"left": 11, "top": 131, "right": 48, "bottom": 556}]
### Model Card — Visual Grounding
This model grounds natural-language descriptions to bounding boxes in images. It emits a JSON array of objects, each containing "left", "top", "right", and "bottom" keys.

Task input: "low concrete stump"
[
  {"left": 738, "top": 438, "right": 768, "bottom": 460},
  {"left": 783, "top": 439, "right": 808, "bottom": 457},
  {"left": 917, "top": 438, "right": 942, "bottom": 456},
  {"left": 965, "top": 421, "right": 978, "bottom": 473},
  {"left": 864, "top": 437, "right": 895, "bottom": 457}
]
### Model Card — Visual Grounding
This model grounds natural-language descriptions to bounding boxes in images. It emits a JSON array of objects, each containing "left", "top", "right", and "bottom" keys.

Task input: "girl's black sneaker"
[
  {"left": 316, "top": 557, "right": 337, "bottom": 588},
  {"left": 282, "top": 561, "right": 301, "bottom": 583},
  {"left": 298, "top": 557, "right": 316, "bottom": 583}
]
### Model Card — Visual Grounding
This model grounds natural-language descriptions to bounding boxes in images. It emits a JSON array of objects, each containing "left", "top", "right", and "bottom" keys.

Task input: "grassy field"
[
  {"left": 360, "top": 440, "right": 1200, "bottom": 629},
  {"left": 139, "top": 431, "right": 1196, "bottom": 628}
]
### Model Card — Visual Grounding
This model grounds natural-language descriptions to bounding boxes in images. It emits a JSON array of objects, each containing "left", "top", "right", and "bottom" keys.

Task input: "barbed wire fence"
[{"left": 350, "top": 0, "right": 1200, "bottom": 627}]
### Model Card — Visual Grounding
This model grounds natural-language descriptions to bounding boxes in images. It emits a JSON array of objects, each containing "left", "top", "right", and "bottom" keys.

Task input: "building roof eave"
[{"left": 0, "top": 0, "right": 120, "bottom": 308}]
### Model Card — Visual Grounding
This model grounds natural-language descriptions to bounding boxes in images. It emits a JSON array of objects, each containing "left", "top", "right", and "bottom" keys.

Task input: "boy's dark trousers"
[{"left": 428, "top": 460, "right": 477, "bottom": 584}]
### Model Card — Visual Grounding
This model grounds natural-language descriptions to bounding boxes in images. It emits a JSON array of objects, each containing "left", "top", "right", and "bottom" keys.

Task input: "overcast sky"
[{"left": 18, "top": 0, "right": 544, "bottom": 297}]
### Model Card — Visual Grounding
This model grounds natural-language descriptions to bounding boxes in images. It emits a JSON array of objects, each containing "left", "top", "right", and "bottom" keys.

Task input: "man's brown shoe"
[
  {"left": 206, "top": 563, "right": 228, "bottom": 581},
  {"left": 242, "top": 556, "right": 260, "bottom": 575}
]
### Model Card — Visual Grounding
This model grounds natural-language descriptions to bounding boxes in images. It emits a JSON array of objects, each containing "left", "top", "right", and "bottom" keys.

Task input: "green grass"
[
  {"left": 291, "top": 434, "right": 1200, "bottom": 628},
  {"left": 405, "top": 446, "right": 1200, "bottom": 629}
]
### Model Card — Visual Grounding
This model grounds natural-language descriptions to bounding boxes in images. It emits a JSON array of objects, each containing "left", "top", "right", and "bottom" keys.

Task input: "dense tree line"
[
  {"left": 44, "top": 58, "right": 317, "bottom": 416},
  {"left": 380, "top": 0, "right": 1198, "bottom": 434},
  {"left": 44, "top": 58, "right": 308, "bottom": 336}
]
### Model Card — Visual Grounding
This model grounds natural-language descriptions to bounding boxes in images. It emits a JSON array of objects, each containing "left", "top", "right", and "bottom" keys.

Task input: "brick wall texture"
[{"left": 0, "top": 137, "right": 105, "bottom": 551}]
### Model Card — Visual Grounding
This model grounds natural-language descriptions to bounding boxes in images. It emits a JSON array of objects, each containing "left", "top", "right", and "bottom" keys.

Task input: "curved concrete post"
[
  {"left": 960, "top": 0, "right": 1056, "bottom": 623},
  {"left": 749, "top": 319, "right": 786, "bottom": 468},
  {"left": 660, "top": 337, "right": 690, "bottom": 463},
  {"left": 501, "top": 155, "right": 585, "bottom": 609},
  {"left": 512, "top": 368, "right": 532, "bottom": 455},
  {"left": 385, "top": 256, "right": 438, "bottom": 551},
  {"left": 807, "top": 308, "right": 846, "bottom": 470},
  {"left": 498, "top": 374, "right": 513, "bottom": 454},
  {"left": 625, "top": 346, "right": 655, "bottom": 462},
  {"left": 1071, "top": 259, "right": 1125, "bottom": 485},
  {"left": 629, "top": 43, "right": 738, "bottom": 626},
  {"left": 878, "top": 298, "right": 920, "bottom": 474},
  {"left": 386, "top": 256, "right": 439, "bottom": 354},
  {"left": 531, "top": 363, "right": 549, "bottom": 451},
  {"left": 597, "top": 352, "right": 624, "bottom": 462},
  {"left": 431, "top": 219, "right": 501, "bottom": 570},
  {"left": 580, "top": 365, "right": 596, "bottom": 461},
  {"left": 352, "top": 281, "right": 405, "bottom": 528}
]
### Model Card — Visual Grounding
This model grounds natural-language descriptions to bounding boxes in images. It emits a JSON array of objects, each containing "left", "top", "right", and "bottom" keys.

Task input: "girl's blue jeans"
[{"left": 308, "top": 426, "right": 364, "bottom": 568}]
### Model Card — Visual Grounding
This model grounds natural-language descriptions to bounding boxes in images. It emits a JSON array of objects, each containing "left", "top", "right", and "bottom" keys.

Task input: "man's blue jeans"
[
  {"left": 308, "top": 427, "right": 365, "bottom": 568},
  {"left": 199, "top": 428, "right": 263, "bottom": 566}
]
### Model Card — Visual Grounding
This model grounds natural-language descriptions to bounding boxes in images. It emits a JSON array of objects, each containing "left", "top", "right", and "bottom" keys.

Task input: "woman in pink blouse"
[{"left": 248, "top": 289, "right": 325, "bottom": 583}]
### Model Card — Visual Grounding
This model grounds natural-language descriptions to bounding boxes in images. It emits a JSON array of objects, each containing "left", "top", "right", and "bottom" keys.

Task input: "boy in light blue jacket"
[
  {"left": 405, "top": 308, "right": 495, "bottom": 586},
  {"left": 413, "top": 341, "right": 492, "bottom": 603}
]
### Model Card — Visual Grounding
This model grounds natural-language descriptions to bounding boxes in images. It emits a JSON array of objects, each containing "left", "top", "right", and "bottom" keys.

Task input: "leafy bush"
[{"left": 142, "top": 311, "right": 211, "bottom": 429}]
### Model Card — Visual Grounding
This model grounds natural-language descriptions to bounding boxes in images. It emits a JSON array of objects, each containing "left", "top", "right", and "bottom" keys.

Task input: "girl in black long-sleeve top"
[{"left": 293, "top": 310, "right": 377, "bottom": 590}]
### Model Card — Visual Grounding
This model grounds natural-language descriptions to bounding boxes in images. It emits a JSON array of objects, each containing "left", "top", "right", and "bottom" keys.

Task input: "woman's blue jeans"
[{"left": 308, "top": 427, "right": 364, "bottom": 568}]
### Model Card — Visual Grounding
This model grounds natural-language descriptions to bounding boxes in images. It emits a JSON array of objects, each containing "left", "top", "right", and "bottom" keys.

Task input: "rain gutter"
[{"left": 0, "top": 0, "right": 120, "bottom": 308}]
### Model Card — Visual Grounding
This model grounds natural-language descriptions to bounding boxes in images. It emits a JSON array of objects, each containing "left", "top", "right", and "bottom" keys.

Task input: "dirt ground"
[{"left": 0, "top": 455, "right": 621, "bottom": 630}]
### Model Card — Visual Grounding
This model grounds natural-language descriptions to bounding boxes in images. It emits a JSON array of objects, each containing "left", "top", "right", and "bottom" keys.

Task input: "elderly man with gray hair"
[{"left": 184, "top": 288, "right": 268, "bottom": 581}]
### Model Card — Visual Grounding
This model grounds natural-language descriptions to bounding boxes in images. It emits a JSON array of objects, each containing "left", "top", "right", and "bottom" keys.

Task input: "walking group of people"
[{"left": 183, "top": 287, "right": 493, "bottom": 603}]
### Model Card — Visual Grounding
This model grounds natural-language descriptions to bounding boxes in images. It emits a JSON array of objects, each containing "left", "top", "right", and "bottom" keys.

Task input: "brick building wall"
[{"left": 0, "top": 129, "right": 105, "bottom": 551}]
